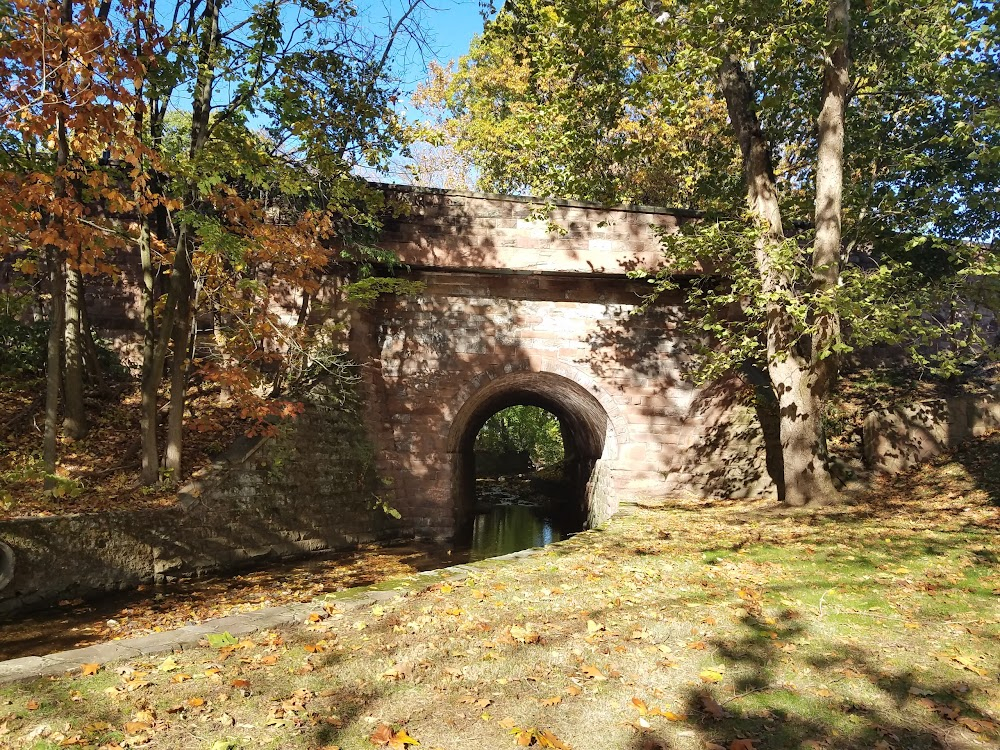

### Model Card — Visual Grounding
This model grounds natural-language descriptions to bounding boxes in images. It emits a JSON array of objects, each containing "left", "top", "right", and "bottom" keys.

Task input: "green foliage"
[
  {"left": 438, "top": 0, "right": 999, "bottom": 386},
  {"left": 0, "top": 315, "right": 47, "bottom": 378},
  {"left": 345, "top": 277, "right": 426, "bottom": 307},
  {"left": 475, "top": 406, "right": 564, "bottom": 468}
]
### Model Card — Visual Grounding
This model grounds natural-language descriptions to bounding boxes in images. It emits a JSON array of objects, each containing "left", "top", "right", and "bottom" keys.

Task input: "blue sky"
[{"left": 422, "top": 0, "right": 487, "bottom": 68}]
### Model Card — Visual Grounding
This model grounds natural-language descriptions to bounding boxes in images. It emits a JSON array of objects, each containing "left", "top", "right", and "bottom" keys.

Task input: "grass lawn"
[{"left": 0, "top": 447, "right": 998, "bottom": 750}]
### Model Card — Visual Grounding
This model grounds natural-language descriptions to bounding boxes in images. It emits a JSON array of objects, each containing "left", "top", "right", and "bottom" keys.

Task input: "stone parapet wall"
[
  {"left": 863, "top": 396, "right": 1000, "bottom": 473},
  {"left": 0, "top": 391, "right": 407, "bottom": 615},
  {"left": 380, "top": 185, "right": 699, "bottom": 276}
]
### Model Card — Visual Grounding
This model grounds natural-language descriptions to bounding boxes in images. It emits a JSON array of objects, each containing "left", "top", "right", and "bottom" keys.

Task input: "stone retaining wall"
[
  {"left": 0, "top": 386, "right": 407, "bottom": 615},
  {"left": 863, "top": 396, "right": 1000, "bottom": 473}
]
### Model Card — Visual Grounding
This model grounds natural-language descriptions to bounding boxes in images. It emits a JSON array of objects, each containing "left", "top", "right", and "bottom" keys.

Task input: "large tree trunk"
[
  {"left": 63, "top": 261, "right": 86, "bottom": 438},
  {"left": 811, "top": 0, "right": 850, "bottom": 392},
  {"left": 718, "top": 54, "right": 840, "bottom": 506}
]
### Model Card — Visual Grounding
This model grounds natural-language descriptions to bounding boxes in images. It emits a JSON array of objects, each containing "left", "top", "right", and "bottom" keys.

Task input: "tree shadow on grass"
[{"left": 678, "top": 607, "right": 999, "bottom": 750}]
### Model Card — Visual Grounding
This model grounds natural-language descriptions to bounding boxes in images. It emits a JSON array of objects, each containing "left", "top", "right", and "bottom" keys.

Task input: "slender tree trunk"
[
  {"left": 214, "top": 305, "right": 232, "bottom": 403},
  {"left": 164, "top": 234, "right": 194, "bottom": 476},
  {"left": 718, "top": 54, "right": 840, "bottom": 506},
  {"left": 44, "top": 0, "right": 74, "bottom": 487},
  {"left": 43, "top": 251, "right": 65, "bottom": 489},
  {"left": 79, "top": 287, "right": 105, "bottom": 389},
  {"left": 162, "top": 0, "right": 220, "bottom": 478},
  {"left": 138, "top": 215, "right": 161, "bottom": 484},
  {"left": 63, "top": 261, "right": 86, "bottom": 438}
]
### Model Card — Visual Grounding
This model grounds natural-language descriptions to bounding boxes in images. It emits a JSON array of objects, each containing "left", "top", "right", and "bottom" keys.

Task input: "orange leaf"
[
  {"left": 231, "top": 679, "right": 250, "bottom": 688},
  {"left": 187, "top": 697, "right": 205, "bottom": 707},
  {"left": 536, "top": 729, "right": 571, "bottom": 748},
  {"left": 26, "top": 699, "right": 40, "bottom": 710},
  {"left": 80, "top": 663, "right": 100, "bottom": 676},
  {"left": 730, "top": 741, "right": 756, "bottom": 750},
  {"left": 370, "top": 724, "right": 394, "bottom": 745}
]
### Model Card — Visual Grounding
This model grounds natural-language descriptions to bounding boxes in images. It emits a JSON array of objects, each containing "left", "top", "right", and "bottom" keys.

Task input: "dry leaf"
[{"left": 700, "top": 694, "right": 726, "bottom": 720}]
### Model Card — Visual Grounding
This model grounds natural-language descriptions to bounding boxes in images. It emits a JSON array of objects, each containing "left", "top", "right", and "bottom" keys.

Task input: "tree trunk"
[
  {"left": 63, "top": 261, "right": 86, "bottom": 438},
  {"left": 43, "top": 251, "right": 65, "bottom": 490},
  {"left": 718, "top": 54, "right": 840, "bottom": 505},
  {"left": 772, "top": 360, "right": 837, "bottom": 505},
  {"left": 44, "top": 0, "right": 74, "bottom": 488},
  {"left": 138, "top": 215, "right": 161, "bottom": 484},
  {"left": 164, "top": 235, "right": 194, "bottom": 477},
  {"left": 811, "top": 0, "right": 851, "bottom": 391},
  {"left": 79, "top": 292, "right": 105, "bottom": 389},
  {"left": 162, "top": 0, "right": 220, "bottom": 478}
]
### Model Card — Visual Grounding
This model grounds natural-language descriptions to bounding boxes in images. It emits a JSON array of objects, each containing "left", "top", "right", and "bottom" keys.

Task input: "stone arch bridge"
[{"left": 350, "top": 187, "right": 776, "bottom": 540}]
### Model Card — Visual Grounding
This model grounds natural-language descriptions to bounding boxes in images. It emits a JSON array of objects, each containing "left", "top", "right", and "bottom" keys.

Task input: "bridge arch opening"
[{"left": 448, "top": 371, "right": 619, "bottom": 545}]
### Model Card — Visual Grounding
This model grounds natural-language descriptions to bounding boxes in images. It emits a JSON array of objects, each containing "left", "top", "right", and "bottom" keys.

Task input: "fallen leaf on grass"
[
  {"left": 157, "top": 656, "right": 178, "bottom": 672},
  {"left": 370, "top": 724, "right": 420, "bottom": 748},
  {"left": 700, "top": 670, "right": 723, "bottom": 683},
  {"left": 26, "top": 699, "right": 40, "bottom": 710},
  {"left": 958, "top": 717, "right": 997, "bottom": 734},
  {"left": 700, "top": 694, "right": 726, "bottom": 720},
  {"left": 510, "top": 625, "right": 540, "bottom": 644},
  {"left": 206, "top": 632, "right": 238, "bottom": 648},
  {"left": 80, "top": 663, "right": 100, "bottom": 676},
  {"left": 580, "top": 665, "right": 606, "bottom": 680},
  {"left": 565, "top": 685, "right": 582, "bottom": 696},
  {"left": 511, "top": 726, "right": 571, "bottom": 748}
]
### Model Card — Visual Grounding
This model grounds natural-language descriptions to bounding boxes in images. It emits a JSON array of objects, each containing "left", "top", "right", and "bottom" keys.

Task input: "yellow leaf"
[
  {"left": 700, "top": 670, "right": 723, "bottom": 683},
  {"left": 586, "top": 620, "right": 604, "bottom": 634},
  {"left": 157, "top": 656, "right": 178, "bottom": 672}
]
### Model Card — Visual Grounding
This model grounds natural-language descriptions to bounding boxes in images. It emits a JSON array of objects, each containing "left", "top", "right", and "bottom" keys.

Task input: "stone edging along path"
[{"left": 0, "top": 547, "right": 545, "bottom": 685}]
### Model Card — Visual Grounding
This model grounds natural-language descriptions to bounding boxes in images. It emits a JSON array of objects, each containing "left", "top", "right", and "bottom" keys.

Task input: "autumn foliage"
[{"left": 1, "top": 0, "right": 418, "bottom": 495}]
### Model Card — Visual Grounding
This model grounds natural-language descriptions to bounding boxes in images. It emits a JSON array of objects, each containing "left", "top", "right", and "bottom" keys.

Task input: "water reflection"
[{"left": 468, "top": 504, "right": 561, "bottom": 562}]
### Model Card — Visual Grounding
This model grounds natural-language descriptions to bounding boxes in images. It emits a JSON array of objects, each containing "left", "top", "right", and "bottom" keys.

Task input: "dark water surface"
[{"left": 468, "top": 504, "right": 562, "bottom": 561}]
